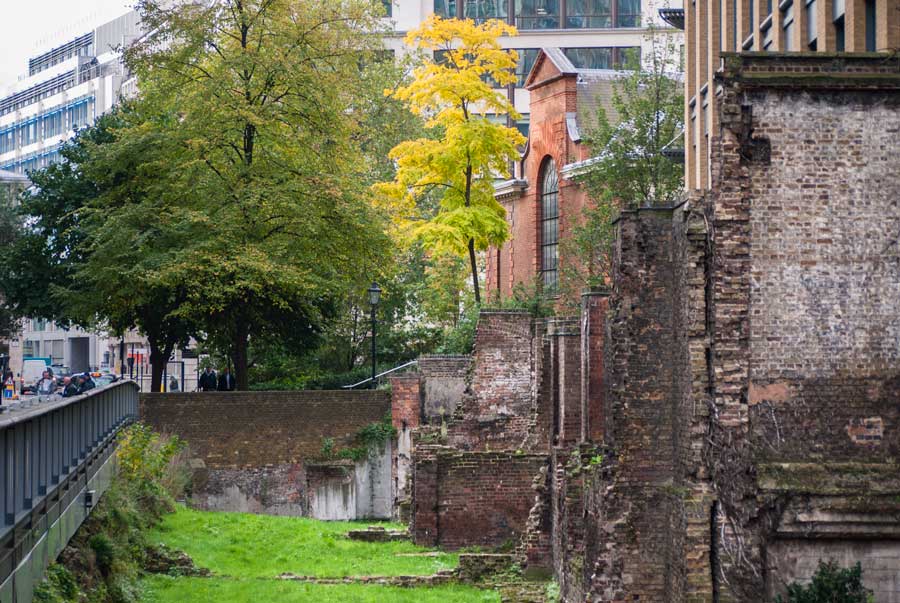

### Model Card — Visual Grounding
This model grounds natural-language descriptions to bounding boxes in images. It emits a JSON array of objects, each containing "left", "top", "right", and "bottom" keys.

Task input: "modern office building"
[
  {"left": 0, "top": 11, "right": 142, "bottom": 381},
  {"left": 667, "top": 0, "right": 899, "bottom": 191},
  {"left": 383, "top": 0, "right": 684, "bottom": 136},
  {"left": 0, "top": 10, "right": 141, "bottom": 174}
]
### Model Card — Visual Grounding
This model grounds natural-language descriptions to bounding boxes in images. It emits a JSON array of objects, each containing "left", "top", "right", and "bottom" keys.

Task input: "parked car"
[{"left": 92, "top": 372, "right": 119, "bottom": 387}]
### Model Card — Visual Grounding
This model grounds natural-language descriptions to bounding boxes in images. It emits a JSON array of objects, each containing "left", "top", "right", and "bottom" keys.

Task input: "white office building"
[
  {"left": 0, "top": 11, "right": 142, "bottom": 380},
  {"left": 0, "top": 11, "right": 141, "bottom": 174}
]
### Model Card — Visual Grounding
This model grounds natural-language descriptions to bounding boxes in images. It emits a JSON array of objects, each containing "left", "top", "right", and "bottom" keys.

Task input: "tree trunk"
[
  {"left": 148, "top": 340, "right": 173, "bottom": 393},
  {"left": 468, "top": 237, "right": 480, "bottom": 305},
  {"left": 232, "top": 321, "right": 250, "bottom": 390}
]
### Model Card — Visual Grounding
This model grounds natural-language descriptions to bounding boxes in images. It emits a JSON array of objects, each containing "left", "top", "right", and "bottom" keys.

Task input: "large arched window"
[{"left": 539, "top": 157, "right": 559, "bottom": 290}]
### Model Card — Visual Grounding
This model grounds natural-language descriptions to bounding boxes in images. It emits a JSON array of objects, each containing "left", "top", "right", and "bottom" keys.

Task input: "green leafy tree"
[
  {"left": 374, "top": 16, "right": 526, "bottom": 305},
  {"left": 126, "top": 0, "right": 395, "bottom": 389},
  {"left": 777, "top": 560, "right": 873, "bottom": 603},
  {"left": 0, "top": 193, "right": 22, "bottom": 340},
  {"left": 566, "top": 24, "right": 683, "bottom": 295}
]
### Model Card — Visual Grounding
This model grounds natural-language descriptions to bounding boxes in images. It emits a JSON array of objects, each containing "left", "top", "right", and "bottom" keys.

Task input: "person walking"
[
  {"left": 36, "top": 370, "right": 56, "bottom": 396},
  {"left": 61, "top": 376, "right": 79, "bottom": 397},
  {"left": 198, "top": 367, "right": 217, "bottom": 391},
  {"left": 217, "top": 367, "right": 236, "bottom": 391}
]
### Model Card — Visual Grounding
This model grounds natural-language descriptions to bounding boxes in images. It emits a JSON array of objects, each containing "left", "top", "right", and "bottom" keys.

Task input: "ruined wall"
[
  {"left": 447, "top": 311, "right": 536, "bottom": 451},
  {"left": 705, "top": 54, "right": 900, "bottom": 601},
  {"left": 418, "top": 355, "right": 470, "bottom": 420},
  {"left": 411, "top": 446, "right": 548, "bottom": 550},
  {"left": 140, "top": 391, "right": 392, "bottom": 518}
]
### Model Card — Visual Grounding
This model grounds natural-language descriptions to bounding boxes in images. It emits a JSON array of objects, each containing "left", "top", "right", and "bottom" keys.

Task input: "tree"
[
  {"left": 374, "top": 16, "right": 525, "bottom": 305},
  {"left": 0, "top": 193, "right": 22, "bottom": 340},
  {"left": 565, "top": 24, "right": 683, "bottom": 294},
  {"left": 776, "top": 560, "right": 872, "bottom": 603},
  {"left": 126, "top": 0, "right": 395, "bottom": 389}
]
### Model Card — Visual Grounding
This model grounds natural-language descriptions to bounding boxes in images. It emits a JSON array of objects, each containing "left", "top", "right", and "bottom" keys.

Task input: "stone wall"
[
  {"left": 140, "top": 391, "right": 392, "bottom": 519},
  {"left": 411, "top": 446, "right": 548, "bottom": 550}
]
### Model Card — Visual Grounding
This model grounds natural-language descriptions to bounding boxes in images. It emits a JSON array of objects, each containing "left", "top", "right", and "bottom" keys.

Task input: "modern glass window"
[
  {"left": 382, "top": 0, "right": 392, "bottom": 16},
  {"left": 516, "top": 0, "right": 561, "bottom": 29},
  {"left": 515, "top": 48, "right": 540, "bottom": 85},
  {"left": 616, "top": 0, "right": 642, "bottom": 26},
  {"left": 864, "top": 0, "right": 876, "bottom": 51},
  {"left": 567, "top": 0, "right": 612, "bottom": 27},
  {"left": 516, "top": 116, "right": 530, "bottom": 138},
  {"left": 435, "top": 0, "right": 460, "bottom": 18},
  {"left": 465, "top": 0, "right": 508, "bottom": 22},
  {"left": 540, "top": 157, "right": 559, "bottom": 291},
  {"left": 564, "top": 47, "right": 640, "bottom": 69}
]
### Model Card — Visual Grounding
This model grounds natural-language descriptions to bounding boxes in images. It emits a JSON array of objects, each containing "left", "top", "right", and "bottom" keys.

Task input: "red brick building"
[{"left": 486, "top": 48, "right": 617, "bottom": 299}]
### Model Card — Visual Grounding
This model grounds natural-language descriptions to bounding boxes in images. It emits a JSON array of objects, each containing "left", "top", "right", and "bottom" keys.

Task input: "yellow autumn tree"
[{"left": 374, "top": 16, "right": 525, "bottom": 304}]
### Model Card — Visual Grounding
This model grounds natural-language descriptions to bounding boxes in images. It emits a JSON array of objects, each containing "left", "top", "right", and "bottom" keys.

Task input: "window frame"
[{"left": 539, "top": 157, "right": 560, "bottom": 291}]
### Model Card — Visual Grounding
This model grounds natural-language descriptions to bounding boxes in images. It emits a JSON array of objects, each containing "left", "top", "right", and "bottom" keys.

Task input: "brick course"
[{"left": 140, "top": 390, "right": 390, "bottom": 468}]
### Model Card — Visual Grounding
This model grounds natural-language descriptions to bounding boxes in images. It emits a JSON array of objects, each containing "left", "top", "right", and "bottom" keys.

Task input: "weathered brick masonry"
[
  {"left": 563, "top": 53, "right": 900, "bottom": 602},
  {"left": 705, "top": 53, "right": 900, "bottom": 602},
  {"left": 140, "top": 391, "right": 392, "bottom": 519},
  {"left": 140, "top": 390, "right": 389, "bottom": 466}
]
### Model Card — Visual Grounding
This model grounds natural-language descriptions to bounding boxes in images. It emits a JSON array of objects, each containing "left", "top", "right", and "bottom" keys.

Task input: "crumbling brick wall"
[
  {"left": 410, "top": 446, "right": 548, "bottom": 550},
  {"left": 140, "top": 390, "right": 391, "bottom": 517},
  {"left": 701, "top": 53, "right": 900, "bottom": 601},
  {"left": 447, "top": 310, "right": 537, "bottom": 451},
  {"left": 418, "top": 355, "right": 470, "bottom": 421}
]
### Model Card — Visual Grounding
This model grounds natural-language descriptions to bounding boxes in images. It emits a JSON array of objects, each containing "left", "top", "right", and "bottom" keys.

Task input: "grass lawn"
[
  {"left": 147, "top": 506, "right": 459, "bottom": 578},
  {"left": 142, "top": 576, "right": 501, "bottom": 603}
]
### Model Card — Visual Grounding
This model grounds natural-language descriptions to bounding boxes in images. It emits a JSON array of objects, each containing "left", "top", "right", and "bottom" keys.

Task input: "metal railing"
[
  {"left": 0, "top": 380, "right": 139, "bottom": 599},
  {"left": 341, "top": 360, "right": 418, "bottom": 389}
]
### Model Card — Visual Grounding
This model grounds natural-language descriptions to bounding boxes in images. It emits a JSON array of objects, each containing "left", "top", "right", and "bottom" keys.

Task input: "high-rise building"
[
  {"left": 0, "top": 11, "right": 142, "bottom": 174},
  {"left": 384, "top": 0, "right": 684, "bottom": 136},
  {"left": 664, "top": 0, "right": 899, "bottom": 191}
]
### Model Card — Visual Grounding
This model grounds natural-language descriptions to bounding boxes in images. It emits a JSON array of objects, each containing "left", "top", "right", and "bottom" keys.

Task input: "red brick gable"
[{"left": 487, "top": 49, "right": 596, "bottom": 302}]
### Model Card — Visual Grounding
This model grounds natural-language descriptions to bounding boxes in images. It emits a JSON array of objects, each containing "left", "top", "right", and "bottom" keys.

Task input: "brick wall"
[
  {"left": 141, "top": 391, "right": 390, "bottom": 468},
  {"left": 418, "top": 355, "right": 470, "bottom": 420},
  {"left": 389, "top": 374, "right": 421, "bottom": 431},
  {"left": 581, "top": 291, "right": 609, "bottom": 443},
  {"left": 548, "top": 318, "right": 581, "bottom": 446},
  {"left": 705, "top": 55, "right": 900, "bottom": 600},
  {"left": 410, "top": 446, "right": 548, "bottom": 550},
  {"left": 447, "top": 311, "right": 535, "bottom": 451},
  {"left": 486, "top": 51, "right": 596, "bottom": 300}
]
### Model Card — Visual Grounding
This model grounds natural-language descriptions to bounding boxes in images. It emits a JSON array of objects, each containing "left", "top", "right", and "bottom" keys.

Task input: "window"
[
  {"left": 564, "top": 47, "right": 640, "bottom": 69},
  {"left": 616, "top": 0, "right": 641, "bottom": 26},
  {"left": 515, "top": 48, "right": 540, "bottom": 85},
  {"left": 382, "top": 0, "right": 392, "bottom": 17},
  {"left": 516, "top": 0, "right": 561, "bottom": 29},
  {"left": 567, "top": 0, "right": 612, "bottom": 27},
  {"left": 465, "top": 0, "right": 508, "bottom": 22},
  {"left": 539, "top": 157, "right": 559, "bottom": 290},
  {"left": 865, "top": 0, "right": 875, "bottom": 51},
  {"left": 566, "top": 47, "right": 612, "bottom": 69},
  {"left": 782, "top": 3, "right": 795, "bottom": 51},
  {"left": 435, "top": 0, "right": 460, "bottom": 17},
  {"left": 516, "top": 115, "right": 530, "bottom": 138}
]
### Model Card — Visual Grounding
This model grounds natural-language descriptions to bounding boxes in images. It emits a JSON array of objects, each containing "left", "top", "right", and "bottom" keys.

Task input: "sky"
[{"left": 0, "top": 0, "right": 133, "bottom": 94}]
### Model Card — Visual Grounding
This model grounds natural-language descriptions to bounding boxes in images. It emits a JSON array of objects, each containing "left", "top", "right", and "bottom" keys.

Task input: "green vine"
[{"left": 320, "top": 414, "right": 397, "bottom": 462}]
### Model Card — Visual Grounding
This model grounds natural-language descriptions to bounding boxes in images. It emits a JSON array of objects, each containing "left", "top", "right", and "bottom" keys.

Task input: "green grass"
[
  {"left": 143, "top": 576, "right": 500, "bottom": 603},
  {"left": 147, "top": 506, "right": 459, "bottom": 578}
]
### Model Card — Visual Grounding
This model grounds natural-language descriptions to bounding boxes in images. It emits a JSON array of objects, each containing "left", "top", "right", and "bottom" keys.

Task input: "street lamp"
[{"left": 368, "top": 282, "right": 382, "bottom": 388}]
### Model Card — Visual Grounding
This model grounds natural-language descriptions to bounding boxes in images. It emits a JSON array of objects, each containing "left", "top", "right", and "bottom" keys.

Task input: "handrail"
[{"left": 342, "top": 360, "right": 418, "bottom": 389}]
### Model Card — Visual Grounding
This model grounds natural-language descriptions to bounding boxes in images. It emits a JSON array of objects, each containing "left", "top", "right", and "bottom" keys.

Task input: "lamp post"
[{"left": 367, "top": 282, "right": 381, "bottom": 388}]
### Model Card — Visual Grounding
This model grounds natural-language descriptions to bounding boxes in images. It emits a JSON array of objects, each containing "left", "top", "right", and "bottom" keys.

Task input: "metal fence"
[{"left": 0, "top": 380, "right": 139, "bottom": 602}]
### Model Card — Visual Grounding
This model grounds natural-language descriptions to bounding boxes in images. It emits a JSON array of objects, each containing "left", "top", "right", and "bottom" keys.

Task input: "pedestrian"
[
  {"left": 77, "top": 373, "right": 95, "bottom": 394},
  {"left": 217, "top": 367, "right": 236, "bottom": 391},
  {"left": 61, "top": 376, "right": 79, "bottom": 397},
  {"left": 198, "top": 366, "right": 217, "bottom": 391},
  {"left": 36, "top": 370, "right": 56, "bottom": 396},
  {"left": 3, "top": 371, "right": 15, "bottom": 400},
  {"left": 169, "top": 375, "right": 180, "bottom": 392}
]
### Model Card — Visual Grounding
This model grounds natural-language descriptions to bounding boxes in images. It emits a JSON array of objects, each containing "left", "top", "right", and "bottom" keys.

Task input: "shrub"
[{"left": 777, "top": 560, "right": 873, "bottom": 603}]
